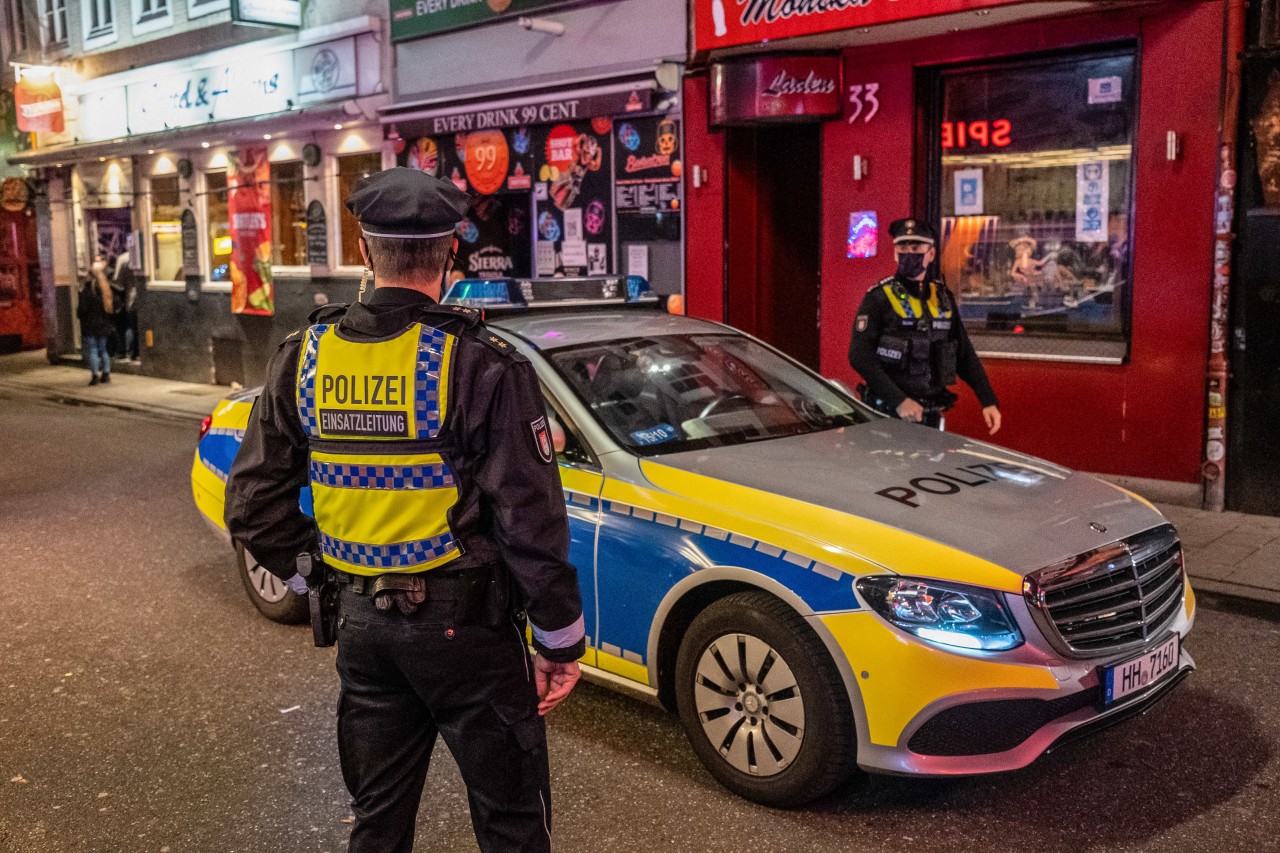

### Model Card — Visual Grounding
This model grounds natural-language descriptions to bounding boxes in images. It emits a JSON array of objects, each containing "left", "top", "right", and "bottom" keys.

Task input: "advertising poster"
[
  {"left": 534, "top": 119, "right": 613, "bottom": 276},
  {"left": 1075, "top": 161, "right": 1109, "bottom": 243},
  {"left": 846, "top": 212, "right": 877, "bottom": 259},
  {"left": 614, "top": 116, "right": 682, "bottom": 215},
  {"left": 454, "top": 194, "right": 531, "bottom": 280},
  {"left": 393, "top": 117, "right": 613, "bottom": 278},
  {"left": 227, "top": 147, "right": 273, "bottom": 315},
  {"left": 954, "top": 169, "right": 984, "bottom": 216}
]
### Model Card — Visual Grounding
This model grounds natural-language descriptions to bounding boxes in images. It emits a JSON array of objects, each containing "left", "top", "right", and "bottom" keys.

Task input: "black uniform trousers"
[{"left": 335, "top": 585, "right": 552, "bottom": 853}]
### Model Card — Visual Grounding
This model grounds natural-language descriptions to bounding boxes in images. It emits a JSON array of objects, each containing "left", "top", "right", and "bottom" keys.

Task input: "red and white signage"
[
  {"left": 710, "top": 55, "right": 843, "bottom": 126},
  {"left": 697, "top": 0, "right": 1038, "bottom": 52},
  {"left": 14, "top": 68, "right": 64, "bottom": 133}
]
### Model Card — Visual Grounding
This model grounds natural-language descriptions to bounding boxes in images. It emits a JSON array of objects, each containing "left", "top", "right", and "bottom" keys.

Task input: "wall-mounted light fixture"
[
  {"left": 1166, "top": 130, "right": 1182, "bottom": 162},
  {"left": 852, "top": 155, "right": 869, "bottom": 181},
  {"left": 520, "top": 16, "right": 565, "bottom": 36}
]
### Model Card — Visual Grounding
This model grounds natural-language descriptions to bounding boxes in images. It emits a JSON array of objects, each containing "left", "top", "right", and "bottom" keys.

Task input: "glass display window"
[
  {"left": 933, "top": 49, "right": 1136, "bottom": 359},
  {"left": 269, "top": 161, "right": 306, "bottom": 267},
  {"left": 150, "top": 174, "right": 183, "bottom": 282},
  {"left": 205, "top": 170, "right": 231, "bottom": 282},
  {"left": 337, "top": 152, "right": 381, "bottom": 267}
]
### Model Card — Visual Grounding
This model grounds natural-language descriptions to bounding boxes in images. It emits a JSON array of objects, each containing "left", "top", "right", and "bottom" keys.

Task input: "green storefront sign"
[{"left": 390, "top": 0, "right": 575, "bottom": 41}]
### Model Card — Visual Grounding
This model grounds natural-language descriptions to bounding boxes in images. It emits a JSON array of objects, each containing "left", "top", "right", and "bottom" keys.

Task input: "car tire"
[
  {"left": 674, "top": 590, "right": 858, "bottom": 807},
  {"left": 235, "top": 543, "right": 308, "bottom": 625}
]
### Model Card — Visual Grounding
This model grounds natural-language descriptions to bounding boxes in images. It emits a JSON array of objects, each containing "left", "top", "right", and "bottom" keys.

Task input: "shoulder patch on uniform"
[
  {"left": 530, "top": 415, "right": 554, "bottom": 464},
  {"left": 855, "top": 314, "right": 869, "bottom": 332},
  {"left": 422, "top": 303, "right": 482, "bottom": 327},
  {"left": 307, "top": 303, "right": 349, "bottom": 324}
]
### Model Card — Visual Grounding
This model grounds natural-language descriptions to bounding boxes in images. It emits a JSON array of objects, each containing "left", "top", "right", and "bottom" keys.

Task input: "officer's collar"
[{"left": 366, "top": 286, "right": 438, "bottom": 307}]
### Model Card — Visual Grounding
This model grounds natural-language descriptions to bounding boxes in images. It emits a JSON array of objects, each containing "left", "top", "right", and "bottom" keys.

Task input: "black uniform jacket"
[
  {"left": 224, "top": 286, "right": 586, "bottom": 662},
  {"left": 847, "top": 276, "right": 998, "bottom": 412}
]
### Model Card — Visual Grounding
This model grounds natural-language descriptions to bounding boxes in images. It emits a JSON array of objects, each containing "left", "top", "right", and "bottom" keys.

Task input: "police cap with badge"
[
  {"left": 889, "top": 217, "right": 937, "bottom": 247},
  {"left": 345, "top": 167, "right": 471, "bottom": 240}
]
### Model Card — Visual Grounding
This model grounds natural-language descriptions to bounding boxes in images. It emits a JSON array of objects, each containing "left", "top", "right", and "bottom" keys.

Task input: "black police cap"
[
  {"left": 889, "top": 218, "right": 937, "bottom": 246},
  {"left": 344, "top": 167, "right": 470, "bottom": 239}
]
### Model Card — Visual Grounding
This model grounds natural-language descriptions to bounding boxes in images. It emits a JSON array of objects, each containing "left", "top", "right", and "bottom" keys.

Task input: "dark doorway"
[
  {"left": 724, "top": 124, "right": 822, "bottom": 369},
  {"left": 1227, "top": 55, "right": 1280, "bottom": 515}
]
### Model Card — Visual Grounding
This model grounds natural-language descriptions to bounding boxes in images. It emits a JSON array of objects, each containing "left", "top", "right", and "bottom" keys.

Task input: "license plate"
[{"left": 1103, "top": 634, "right": 1180, "bottom": 705}]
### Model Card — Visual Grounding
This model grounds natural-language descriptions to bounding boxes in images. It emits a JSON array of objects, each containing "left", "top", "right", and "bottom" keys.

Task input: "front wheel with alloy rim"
[
  {"left": 674, "top": 591, "right": 858, "bottom": 807},
  {"left": 235, "top": 543, "right": 308, "bottom": 624}
]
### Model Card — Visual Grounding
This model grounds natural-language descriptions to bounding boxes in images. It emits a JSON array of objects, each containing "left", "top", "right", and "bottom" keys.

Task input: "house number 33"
[{"left": 848, "top": 83, "right": 880, "bottom": 124}]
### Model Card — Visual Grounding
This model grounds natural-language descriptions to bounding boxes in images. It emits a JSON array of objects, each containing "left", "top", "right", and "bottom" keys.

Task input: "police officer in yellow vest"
[
  {"left": 224, "top": 167, "right": 585, "bottom": 853},
  {"left": 848, "top": 218, "right": 1002, "bottom": 433}
]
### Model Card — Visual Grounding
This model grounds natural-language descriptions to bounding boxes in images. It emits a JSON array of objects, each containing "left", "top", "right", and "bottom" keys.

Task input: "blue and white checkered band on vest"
[{"left": 295, "top": 323, "right": 450, "bottom": 441}]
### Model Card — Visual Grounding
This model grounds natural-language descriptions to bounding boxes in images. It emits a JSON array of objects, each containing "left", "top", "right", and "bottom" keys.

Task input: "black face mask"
[{"left": 896, "top": 252, "right": 927, "bottom": 280}]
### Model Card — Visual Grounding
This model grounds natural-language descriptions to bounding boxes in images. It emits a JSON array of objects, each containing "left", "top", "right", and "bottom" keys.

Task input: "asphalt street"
[{"left": 1, "top": 392, "right": 1278, "bottom": 853}]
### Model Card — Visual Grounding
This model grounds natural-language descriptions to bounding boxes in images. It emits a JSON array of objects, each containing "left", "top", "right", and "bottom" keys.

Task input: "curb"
[
  {"left": 1188, "top": 576, "right": 1280, "bottom": 608},
  {"left": 0, "top": 379, "right": 209, "bottom": 424}
]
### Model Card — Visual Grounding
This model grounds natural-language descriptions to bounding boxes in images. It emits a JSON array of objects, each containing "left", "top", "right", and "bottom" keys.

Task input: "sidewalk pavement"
[{"left": 2, "top": 349, "right": 1276, "bottom": 608}]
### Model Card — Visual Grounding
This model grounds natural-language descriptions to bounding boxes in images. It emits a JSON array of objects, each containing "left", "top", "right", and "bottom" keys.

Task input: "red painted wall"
[
  {"left": 684, "top": 73, "right": 726, "bottom": 322},
  {"left": 686, "top": 1, "right": 1224, "bottom": 482}
]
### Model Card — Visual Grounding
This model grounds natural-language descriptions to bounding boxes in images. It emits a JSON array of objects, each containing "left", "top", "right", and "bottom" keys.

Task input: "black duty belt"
[{"left": 331, "top": 568, "right": 465, "bottom": 602}]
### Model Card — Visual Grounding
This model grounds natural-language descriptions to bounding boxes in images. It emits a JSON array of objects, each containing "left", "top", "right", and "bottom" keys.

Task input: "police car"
[{"left": 192, "top": 276, "right": 1195, "bottom": 807}]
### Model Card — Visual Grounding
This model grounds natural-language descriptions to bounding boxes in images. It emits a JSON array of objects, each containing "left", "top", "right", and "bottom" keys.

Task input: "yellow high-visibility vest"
[{"left": 295, "top": 321, "right": 462, "bottom": 576}]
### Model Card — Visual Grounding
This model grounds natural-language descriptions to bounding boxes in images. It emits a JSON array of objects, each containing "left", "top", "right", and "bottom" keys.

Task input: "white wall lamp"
[
  {"left": 520, "top": 16, "right": 565, "bottom": 36},
  {"left": 1166, "top": 130, "right": 1182, "bottom": 162},
  {"left": 852, "top": 155, "right": 870, "bottom": 181}
]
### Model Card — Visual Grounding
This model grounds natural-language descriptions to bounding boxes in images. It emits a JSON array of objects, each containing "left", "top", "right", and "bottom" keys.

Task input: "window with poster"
[
  {"left": 205, "top": 170, "right": 231, "bottom": 282},
  {"left": 929, "top": 48, "right": 1136, "bottom": 362},
  {"left": 150, "top": 174, "right": 183, "bottom": 282},
  {"left": 337, "top": 152, "right": 382, "bottom": 267},
  {"left": 269, "top": 161, "right": 306, "bottom": 267}
]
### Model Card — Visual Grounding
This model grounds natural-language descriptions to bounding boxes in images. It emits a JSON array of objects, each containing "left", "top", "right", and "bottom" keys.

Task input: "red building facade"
[{"left": 684, "top": 0, "right": 1226, "bottom": 488}]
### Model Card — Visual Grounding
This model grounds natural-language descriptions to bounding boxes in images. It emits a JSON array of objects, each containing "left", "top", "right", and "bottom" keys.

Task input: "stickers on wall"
[
  {"left": 846, "top": 211, "right": 877, "bottom": 260},
  {"left": 954, "top": 168, "right": 984, "bottom": 216},
  {"left": 587, "top": 243, "right": 607, "bottom": 275},
  {"left": 1088, "top": 76, "right": 1123, "bottom": 105},
  {"left": 1075, "top": 161, "right": 1109, "bottom": 242},
  {"left": 536, "top": 241, "right": 557, "bottom": 276}
]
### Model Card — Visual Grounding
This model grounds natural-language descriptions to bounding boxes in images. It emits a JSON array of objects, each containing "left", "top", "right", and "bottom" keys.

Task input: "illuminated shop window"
[
  {"left": 337, "top": 152, "right": 382, "bottom": 267},
  {"left": 150, "top": 174, "right": 183, "bottom": 282},
  {"left": 934, "top": 50, "right": 1135, "bottom": 358},
  {"left": 269, "top": 161, "right": 306, "bottom": 267},
  {"left": 206, "top": 170, "right": 231, "bottom": 282}
]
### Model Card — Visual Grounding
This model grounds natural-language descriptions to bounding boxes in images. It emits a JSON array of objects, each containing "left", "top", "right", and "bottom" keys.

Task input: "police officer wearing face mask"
[
  {"left": 848, "top": 218, "right": 1002, "bottom": 434},
  {"left": 224, "top": 167, "right": 585, "bottom": 853}
]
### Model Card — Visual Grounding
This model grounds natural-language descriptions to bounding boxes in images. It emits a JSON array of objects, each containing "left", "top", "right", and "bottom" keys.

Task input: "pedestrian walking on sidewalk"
[
  {"left": 225, "top": 167, "right": 585, "bottom": 853},
  {"left": 77, "top": 257, "right": 114, "bottom": 386},
  {"left": 110, "top": 251, "right": 140, "bottom": 362}
]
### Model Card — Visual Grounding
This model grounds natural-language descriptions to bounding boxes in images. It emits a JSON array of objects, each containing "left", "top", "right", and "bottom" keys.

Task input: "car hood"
[{"left": 640, "top": 419, "right": 1167, "bottom": 580}]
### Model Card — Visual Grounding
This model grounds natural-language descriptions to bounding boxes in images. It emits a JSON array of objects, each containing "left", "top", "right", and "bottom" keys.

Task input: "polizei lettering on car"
[{"left": 875, "top": 461, "right": 1043, "bottom": 508}]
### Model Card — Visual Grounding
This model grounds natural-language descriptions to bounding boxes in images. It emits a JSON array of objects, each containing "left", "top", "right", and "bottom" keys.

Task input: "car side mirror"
[{"left": 547, "top": 413, "right": 567, "bottom": 455}]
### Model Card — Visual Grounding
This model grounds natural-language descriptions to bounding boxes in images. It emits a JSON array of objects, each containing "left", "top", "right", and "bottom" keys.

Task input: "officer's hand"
[
  {"left": 533, "top": 654, "right": 581, "bottom": 716},
  {"left": 285, "top": 573, "right": 309, "bottom": 596},
  {"left": 983, "top": 405, "right": 1002, "bottom": 436},
  {"left": 896, "top": 398, "right": 925, "bottom": 423}
]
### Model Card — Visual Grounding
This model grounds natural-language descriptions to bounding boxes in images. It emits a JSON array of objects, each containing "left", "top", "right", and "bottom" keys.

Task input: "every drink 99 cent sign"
[{"left": 391, "top": 0, "right": 576, "bottom": 41}]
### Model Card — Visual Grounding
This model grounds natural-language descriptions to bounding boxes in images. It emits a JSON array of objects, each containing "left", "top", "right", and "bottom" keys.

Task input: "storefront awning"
[{"left": 379, "top": 68, "right": 677, "bottom": 139}]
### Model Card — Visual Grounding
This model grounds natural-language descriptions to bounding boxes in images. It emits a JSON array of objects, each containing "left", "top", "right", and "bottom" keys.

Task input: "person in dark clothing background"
[
  {"left": 110, "top": 250, "right": 140, "bottom": 362},
  {"left": 224, "top": 167, "right": 584, "bottom": 853},
  {"left": 848, "top": 218, "right": 1002, "bottom": 433},
  {"left": 77, "top": 256, "right": 114, "bottom": 386}
]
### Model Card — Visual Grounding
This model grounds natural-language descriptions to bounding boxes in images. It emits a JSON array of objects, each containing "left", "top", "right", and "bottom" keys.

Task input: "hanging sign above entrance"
[
  {"left": 710, "top": 55, "right": 842, "bottom": 127},
  {"left": 696, "top": 0, "right": 1040, "bottom": 52},
  {"left": 232, "top": 0, "right": 301, "bottom": 28},
  {"left": 390, "top": 0, "right": 574, "bottom": 41},
  {"left": 389, "top": 87, "right": 651, "bottom": 138}
]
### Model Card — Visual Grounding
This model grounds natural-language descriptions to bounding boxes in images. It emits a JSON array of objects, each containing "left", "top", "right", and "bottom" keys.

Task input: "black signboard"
[
  {"left": 306, "top": 200, "right": 328, "bottom": 266},
  {"left": 614, "top": 116, "right": 682, "bottom": 215},
  {"left": 180, "top": 209, "right": 200, "bottom": 272},
  {"left": 393, "top": 88, "right": 651, "bottom": 138}
]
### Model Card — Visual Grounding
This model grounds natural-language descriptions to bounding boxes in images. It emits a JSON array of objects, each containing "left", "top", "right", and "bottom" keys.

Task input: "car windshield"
[{"left": 544, "top": 333, "right": 867, "bottom": 455}]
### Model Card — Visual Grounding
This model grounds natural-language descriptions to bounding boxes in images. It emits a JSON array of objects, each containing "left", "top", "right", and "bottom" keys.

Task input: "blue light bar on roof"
[{"left": 443, "top": 275, "right": 656, "bottom": 309}]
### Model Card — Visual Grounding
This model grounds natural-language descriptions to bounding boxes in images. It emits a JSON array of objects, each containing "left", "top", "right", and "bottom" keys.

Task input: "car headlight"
[{"left": 856, "top": 576, "right": 1023, "bottom": 651}]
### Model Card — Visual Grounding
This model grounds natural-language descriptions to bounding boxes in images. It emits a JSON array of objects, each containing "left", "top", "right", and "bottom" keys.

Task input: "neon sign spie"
[{"left": 941, "top": 119, "right": 1011, "bottom": 148}]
